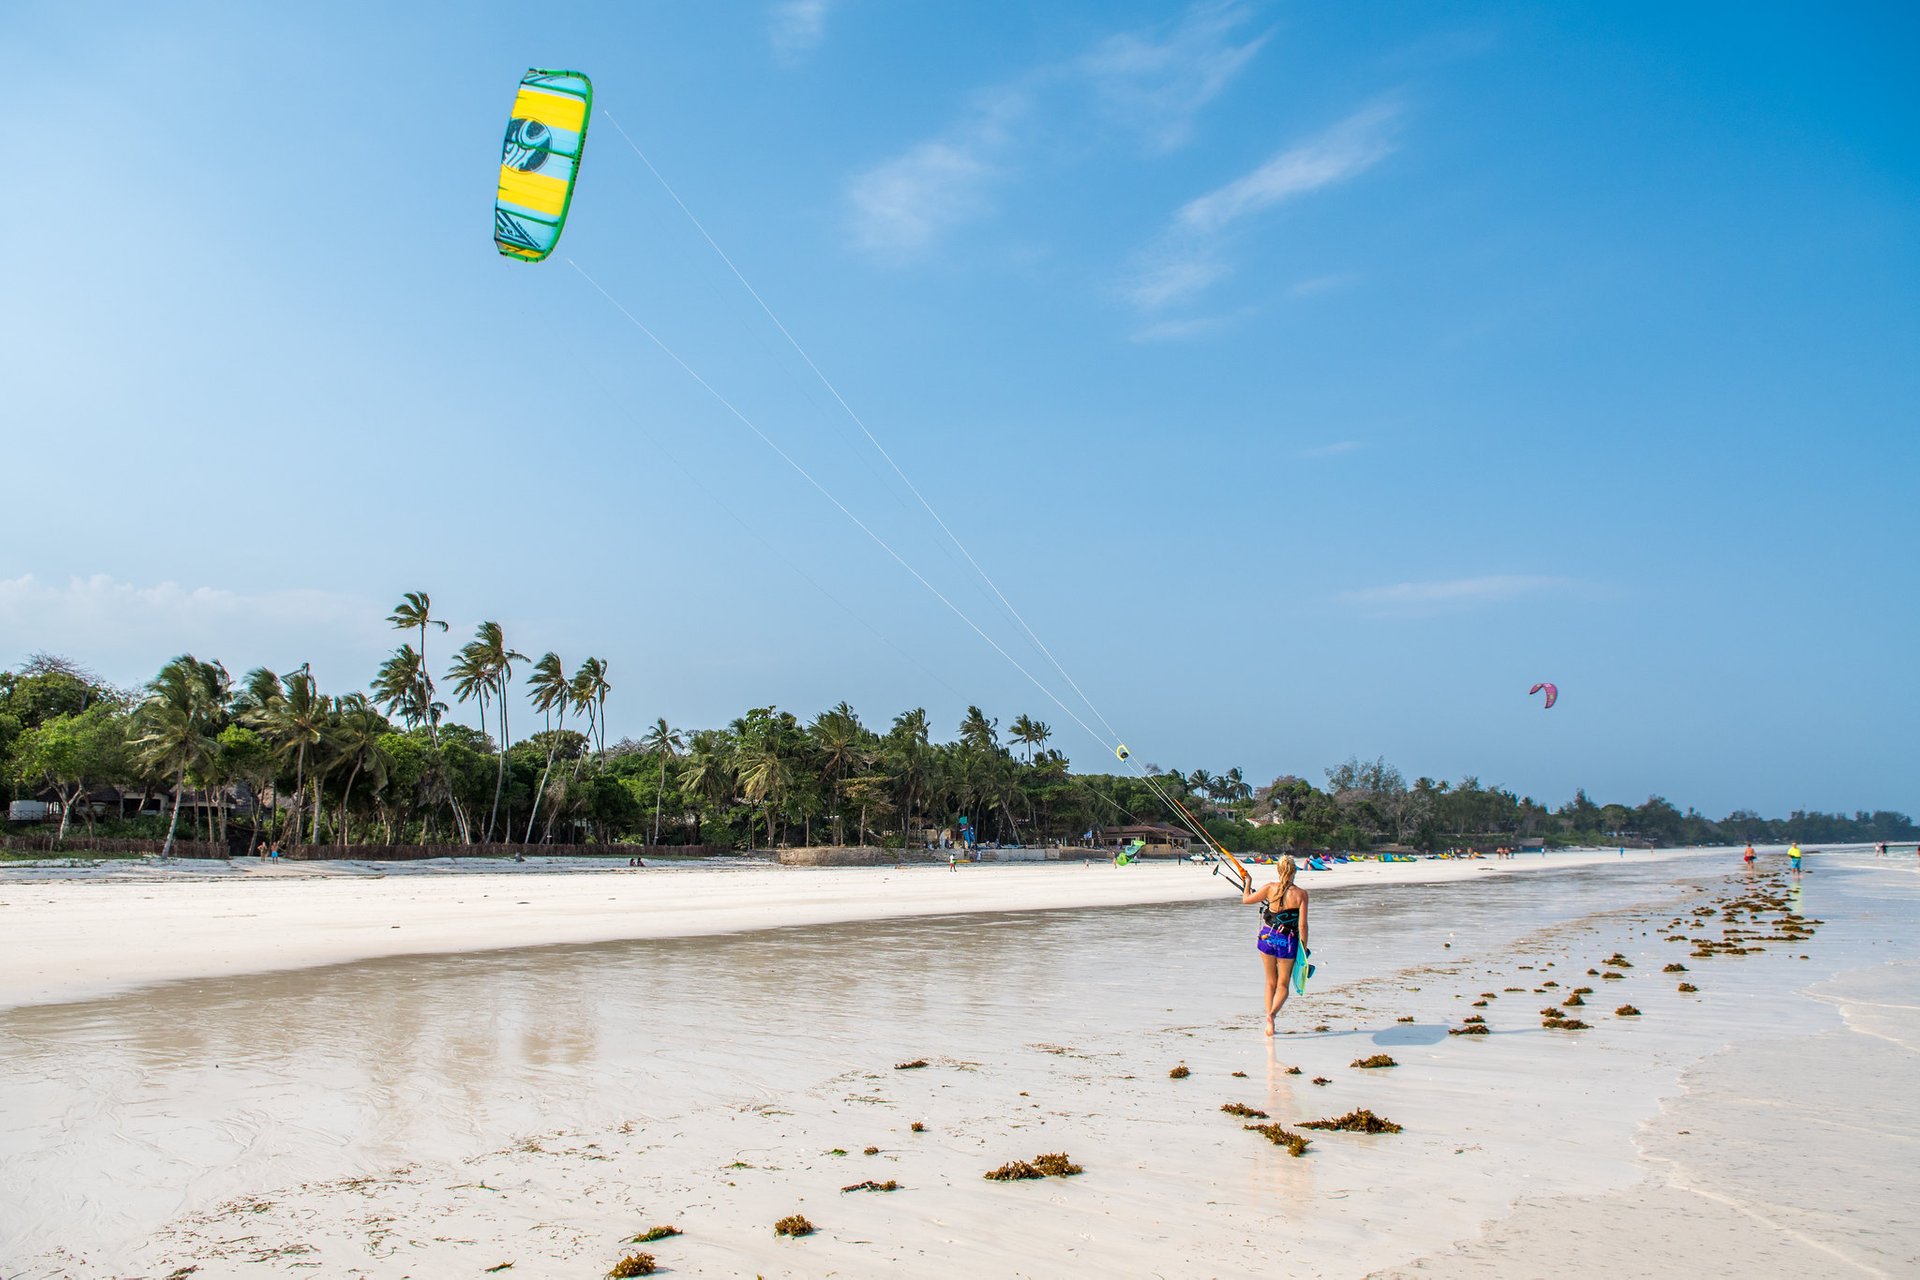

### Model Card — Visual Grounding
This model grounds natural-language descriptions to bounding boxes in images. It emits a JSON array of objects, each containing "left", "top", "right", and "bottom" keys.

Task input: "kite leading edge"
[{"left": 495, "top": 69, "right": 592, "bottom": 263}]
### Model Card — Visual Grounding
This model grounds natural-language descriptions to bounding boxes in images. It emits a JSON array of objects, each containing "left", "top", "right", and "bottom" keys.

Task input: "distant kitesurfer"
[{"left": 1243, "top": 855, "right": 1309, "bottom": 1039}]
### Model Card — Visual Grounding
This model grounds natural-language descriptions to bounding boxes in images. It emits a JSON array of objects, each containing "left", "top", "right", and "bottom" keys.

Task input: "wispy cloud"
[
  {"left": 1299, "top": 439, "right": 1364, "bottom": 458},
  {"left": 770, "top": 0, "right": 834, "bottom": 63},
  {"left": 847, "top": 3, "right": 1266, "bottom": 262},
  {"left": 1287, "top": 271, "right": 1358, "bottom": 298},
  {"left": 1338, "top": 574, "right": 1572, "bottom": 618},
  {"left": 1130, "top": 314, "right": 1231, "bottom": 344},
  {"left": 846, "top": 89, "right": 1028, "bottom": 260},
  {"left": 1125, "top": 101, "right": 1400, "bottom": 311},
  {"left": 1079, "top": 2, "right": 1269, "bottom": 151}
]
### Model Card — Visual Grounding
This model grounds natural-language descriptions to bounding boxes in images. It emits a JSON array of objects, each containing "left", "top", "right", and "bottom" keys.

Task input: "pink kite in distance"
[{"left": 1529, "top": 682, "right": 1559, "bottom": 709}]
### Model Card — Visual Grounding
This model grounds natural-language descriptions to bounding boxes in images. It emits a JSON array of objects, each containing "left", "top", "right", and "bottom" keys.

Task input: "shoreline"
[{"left": 1, "top": 848, "right": 1724, "bottom": 1013}]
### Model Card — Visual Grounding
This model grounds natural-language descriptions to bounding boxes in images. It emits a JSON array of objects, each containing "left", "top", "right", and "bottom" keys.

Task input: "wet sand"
[
  {"left": 3, "top": 848, "right": 1915, "bottom": 1276},
  {"left": 1, "top": 850, "right": 1655, "bottom": 1010}
]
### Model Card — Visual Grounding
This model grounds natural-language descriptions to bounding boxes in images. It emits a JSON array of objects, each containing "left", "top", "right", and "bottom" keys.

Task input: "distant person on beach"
[
  {"left": 257, "top": 841, "right": 267, "bottom": 861},
  {"left": 1243, "top": 855, "right": 1309, "bottom": 1038},
  {"left": 1788, "top": 842, "right": 1803, "bottom": 873},
  {"left": 1743, "top": 843, "right": 1756, "bottom": 867}
]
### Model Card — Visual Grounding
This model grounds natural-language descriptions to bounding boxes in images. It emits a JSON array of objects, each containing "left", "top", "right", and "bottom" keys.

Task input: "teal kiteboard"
[{"left": 1292, "top": 946, "right": 1316, "bottom": 995}]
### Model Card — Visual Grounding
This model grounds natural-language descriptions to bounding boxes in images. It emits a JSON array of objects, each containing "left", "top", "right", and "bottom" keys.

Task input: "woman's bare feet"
[{"left": 1263, "top": 1013, "right": 1276, "bottom": 1037}]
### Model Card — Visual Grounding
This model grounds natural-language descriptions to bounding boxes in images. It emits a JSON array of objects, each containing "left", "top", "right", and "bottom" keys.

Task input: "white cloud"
[
  {"left": 771, "top": 0, "right": 834, "bottom": 62},
  {"left": 1122, "top": 102, "right": 1399, "bottom": 316},
  {"left": 1338, "top": 574, "right": 1573, "bottom": 617},
  {"left": 1299, "top": 440, "right": 1364, "bottom": 458},
  {"left": 847, "top": 3, "right": 1267, "bottom": 262},
  {"left": 846, "top": 89, "right": 1027, "bottom": 260},
  {"left": 0, "top": 574, "right": 388, "bottom": 690},
  {"left": 1079, "top": 1, "right": 1269, "bottom": 150},
  {"left": 1178, "top": 103, "right": 1399, "bottom": 235}
]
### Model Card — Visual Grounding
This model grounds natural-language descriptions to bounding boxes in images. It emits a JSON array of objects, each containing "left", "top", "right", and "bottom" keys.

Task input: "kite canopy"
[
  {"left": 495, "top": 69, "right": 592, "bottom": 262},
  {"left": 1529, "top": 682, "right": 1559, "bottom": 709}
]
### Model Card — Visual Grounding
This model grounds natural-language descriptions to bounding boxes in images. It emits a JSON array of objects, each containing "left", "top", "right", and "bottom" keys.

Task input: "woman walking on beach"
[{"left": 1243, "top": 856, "right": 1309, "bottom": 1037}]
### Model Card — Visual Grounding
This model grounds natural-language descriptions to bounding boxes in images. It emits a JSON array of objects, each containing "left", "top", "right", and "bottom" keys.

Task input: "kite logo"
[{"left": 502, "top": 118, "right": 553, "bottom": 172}]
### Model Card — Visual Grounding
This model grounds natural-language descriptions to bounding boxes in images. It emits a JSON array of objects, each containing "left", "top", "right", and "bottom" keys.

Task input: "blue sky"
[{"left": 2, "top": 2, "right": 1914, "bottom": 817}]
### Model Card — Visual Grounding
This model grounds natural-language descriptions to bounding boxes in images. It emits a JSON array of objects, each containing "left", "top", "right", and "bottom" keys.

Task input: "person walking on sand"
[
  {"left": 1789, "top": 841, "right": 1803, "bottom": 874},
  {"left": 1743, "top": 842, "right": 1756, "bottom": 868},
  {"left": 1243, "top": 855, "right": 1309, "bottom": 1038}
]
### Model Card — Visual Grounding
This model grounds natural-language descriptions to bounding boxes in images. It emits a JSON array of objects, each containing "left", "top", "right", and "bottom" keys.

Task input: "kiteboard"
[{"left": 1292, "top": 946, "right": 1316, "bottom": 995}]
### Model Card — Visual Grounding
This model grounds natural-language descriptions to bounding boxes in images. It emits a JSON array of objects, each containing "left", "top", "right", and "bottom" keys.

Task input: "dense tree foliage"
[{"left": 1, "top": 613, "right": 1912, "bottom": 851}]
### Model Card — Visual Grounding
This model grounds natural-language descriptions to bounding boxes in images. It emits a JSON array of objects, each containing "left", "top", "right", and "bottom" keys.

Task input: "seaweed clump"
[
  {"left": 1285, "top": 1066, "right": 1303, "bottom": 1075},
  {"left": 1300, "top": 1109, "right": 1402, "bottom": 1134},
  {"left": 1221, "top": 1102, "right": 1269, "bottom": 1119},
  {"left": 774, "top": 1214, "right": 816, "bottom": 1237},
  {"left": 841, "top": 1179, "right": 902, "bottom": 1193},
  {"left": 1605, "top": 954, "right": 1633, "bottom": 968},
  {"left": 1231, "top": 1070, "right": 1248, "bottom": 1078},
  {"left": 1616, "top": 1005, "right": 1641, "bottom": 1017},
  {"left": 1396, "top": 1016, "right": 1415, "bottom": 1023},
  {"left": 985, "top": 1151, "right": 1082, "bottom": 1180},
  {"left": 1168, "top": 1064, "right": 1191, "bottom": 1079},
  {"left": 894, "top": 1058, "right": 929, "bottom": 1070},
  {"left": 1312, "top": 1076, "right": 1331, "bottom": 1086},
  {"left": 1245, "top": 1123, "right": 1310, "bottom": 1156},
  {"left": 910, "top": 1122, "right": 926, "bottom": 1133},
  {"left": 608, "top": 1254, "right": 657, "bottom": 1277},
  {"left": 630, "top": 1226, "right": 681, "bottom": 1244},
  {"left": 1562, "top": 993, "right": 1585, "bottom": 1007},
  {"left": 1351, "top": 1054, "right": 1398, "bottom": 1069},
  {"left": 1448, "top": 1023, "right": 1490, "bottom": 1036},
  {"left": 863, "top": 1145, "right": 880, "bottom": 1155},
  {"left": 1542, "top": 1014, "right": 1590, "bottom": 1030},
  {"left": 1677, "top": 982, "right": 1699, "bottom": 993},
  {"left": 1663, "top": 963, "right": 1688, "bottom": 973}
]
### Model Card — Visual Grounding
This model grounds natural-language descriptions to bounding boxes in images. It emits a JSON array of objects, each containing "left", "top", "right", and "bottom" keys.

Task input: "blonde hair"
[{"left": 1274, "top": 855, "right": 1297, "bottom": 895}]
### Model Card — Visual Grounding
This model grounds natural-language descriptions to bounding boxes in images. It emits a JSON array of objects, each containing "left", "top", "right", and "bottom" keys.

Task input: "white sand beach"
[{"left": 3, "top": 847, "right": 1915, "bottom": 1277}]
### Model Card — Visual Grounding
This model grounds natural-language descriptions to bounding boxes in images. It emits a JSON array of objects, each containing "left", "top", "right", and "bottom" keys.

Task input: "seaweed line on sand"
[
  {"left": 1245, "top": 1123, "right": 1310, "bottom": 1156},
  {"left": 1300, "top": 1109, "right": 1402, "bottom": 1134}
]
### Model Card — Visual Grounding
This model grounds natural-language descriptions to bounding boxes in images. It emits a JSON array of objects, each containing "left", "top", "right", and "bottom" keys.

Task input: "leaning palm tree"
[
  {"left": 134, "top": 655, "right": 225, "bottom": 857},
  {"left": 523, "top": 652, "right": 571, "bottom": 842},
  {"left": 640, "top": 717, "right": 684, "bottom": 846}
]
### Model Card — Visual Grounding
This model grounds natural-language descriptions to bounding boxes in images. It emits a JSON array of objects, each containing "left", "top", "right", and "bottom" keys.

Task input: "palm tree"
[
  {"left": 451, "top": 622, "right": 525, "bottom": 842},
  {"left": 523, "top": 652, "right": 571, "bottom": 842},
  {"left": 809, "top": 704, "right": 866, "bottom": 844},
  {"left": 386, "top": 593, "right": 448, "bottom": 742},
  {"left": 958, "top": 705, "right": 999, "bottom": 753},
  {"left": 679, "top": 728, "right": 735, "bottom": 845},
  {"left": 134, "top": 655, "right": 225, "bottom": 858},
  {"left": 1008, "top": 714, "right": 1051, "bottom": 764},
  {"left": 243, "top": 667, "right": 328, "bottom": 844},
  {"left": 329, "top": 693, "right": 390, "bottom": 846},
  {"left": 887, "top": 708, "right": 932, "bottom": 842},
  {"left": 641, "top": 717, "right": 684, "bottom": 846},
  {"left": 576, "top": 657, "right": 611, "bottom": 756},
  {"left": 736, "top": 742, "right": 790, "bottom": 849}
]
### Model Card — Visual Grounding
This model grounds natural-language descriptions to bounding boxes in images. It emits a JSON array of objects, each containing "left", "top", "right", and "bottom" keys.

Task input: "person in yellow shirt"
[{"left": 1788, "top": 842, "right": 1803, "bottom": 873}]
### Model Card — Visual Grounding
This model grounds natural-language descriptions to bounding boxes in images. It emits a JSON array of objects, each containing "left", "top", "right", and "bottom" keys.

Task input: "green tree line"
[{"left": 2, "top": 600, "right": 1913, "bottom": 855}]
